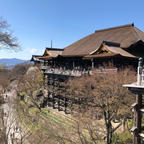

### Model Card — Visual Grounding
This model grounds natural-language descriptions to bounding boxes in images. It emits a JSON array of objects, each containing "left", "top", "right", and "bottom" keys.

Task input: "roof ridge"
[
  {"left": 95, "top": 23, "right": 134, "bottom": 33},
  {"left": 133, "top": 27, "right": 144, "bottom": 41},
  {"left": 46, "top": 47, "right": 64, "bottom": 51},
  {"left": 103, "top": 41, "right": 120, "bottom": 47}
]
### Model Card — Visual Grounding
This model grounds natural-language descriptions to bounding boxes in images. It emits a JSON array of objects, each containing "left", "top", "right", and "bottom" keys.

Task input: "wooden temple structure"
[
  {"left": 124, "top": 58, "right": 144, "bottom": 144},
  {"left": 31, "top": 23, "right": 144, "bottom": 113}
]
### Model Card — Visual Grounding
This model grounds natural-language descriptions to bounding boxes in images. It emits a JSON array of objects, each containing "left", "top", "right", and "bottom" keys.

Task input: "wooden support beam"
[
  {"left": 58, "top": 95, "right": 60, "bottom": 111},
  {"left": 73, "top": 61, "right": 75, "bottom": 69},
  {"left": 64, "top": 97, "right": 67, "bottom": 113},
  {"left": 52, "top": 94, "right": 55, "bottom": 109},
  {"left": 133, "top": 94, "right": 142, "bottom": 144},
  {"left": 91, "top": 59, "right": 94, "bottom": 68},
  {"left": 47, "top": 91, "right": 50, "bottom": 106}
]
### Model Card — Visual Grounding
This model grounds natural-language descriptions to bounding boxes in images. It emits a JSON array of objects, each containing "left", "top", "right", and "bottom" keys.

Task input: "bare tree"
[
  {"left": 0, "top": 79, "right": 32, "bottom": 144},
  {"left": 0, "top": 16, "right": 20, "bottom": 103},
  {"left": 0, "top": 17, "right": 19, "bottom": 51},
  {"left": 65, "top": 68, "right": 136, "bottom": 144},
  {"left": 0, "top": 64, "right": 33, "bottom": 144},
  {"left": 0, "top": 68, "right": 9, "bottom": 104}
]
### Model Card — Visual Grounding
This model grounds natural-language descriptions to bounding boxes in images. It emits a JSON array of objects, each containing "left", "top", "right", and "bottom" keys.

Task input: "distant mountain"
[{"left": 0, "top": 58, "right": 30, "bottom": 68}]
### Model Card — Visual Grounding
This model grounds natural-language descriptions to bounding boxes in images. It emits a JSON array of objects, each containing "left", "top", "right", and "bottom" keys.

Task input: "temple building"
[
  {"left": 33, "top": 24, "right": 144, "bottom": 70},
  {"left": 31, "top": 23, "right": 144, "bottom": 113}
]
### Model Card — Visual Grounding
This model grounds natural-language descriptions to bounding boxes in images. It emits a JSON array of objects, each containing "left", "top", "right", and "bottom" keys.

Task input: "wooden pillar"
[
  {"left": 47, "top": 75, "right": 49, "bottom": 89},
  {"left": 73, "top": 61, "right": 75, "bottom": 69},
  {"left": 91, "top": 59, "right": 94, "bottom": 68},
  {"left": 47, "top": 91, "right": 49, "bottom": 106},
  {"left": 133, "top": 94, "right": 142, "bottom": 144},
  {"left": 52, "top": 93, "right": 55, "bottom": 109},
  {"left": 47, "top": 91, "right": 50, "bottom": 106},
  {"left": 43, "top": 60, "right": 45, "bottom": 66},
  {"left": 52, "top": 75, "right": 55, "bottom": 104},
  {"left": 58, "top": 95, "right": 60, "bottom": 111},
  {"left": 43, "top": 74, "right": 46, "bottom": 87},
  {"left": 70, "top": 98, "right": 73, "bottom": 112},
  {"left": 124, "top": 58, "right": 144, "bottom": 144},
  {"left": 64, "top": 97, "right": 67, "bottom": 113},
  {"left": 53, "top": 60, "right": 55, "bottom": 67}
]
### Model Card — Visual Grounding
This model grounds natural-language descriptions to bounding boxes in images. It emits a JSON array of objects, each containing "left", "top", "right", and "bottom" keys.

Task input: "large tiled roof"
[{"left": 62, "top": 24, "right": 144, "bottom": 56}]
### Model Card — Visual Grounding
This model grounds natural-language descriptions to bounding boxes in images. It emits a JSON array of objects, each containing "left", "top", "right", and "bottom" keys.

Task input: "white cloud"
[{"left": 30, "top": 48, "right": 38, "bottom": 54}]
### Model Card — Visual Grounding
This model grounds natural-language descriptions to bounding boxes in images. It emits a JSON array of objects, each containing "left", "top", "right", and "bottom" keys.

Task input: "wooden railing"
[
  {"left": 41, "top": 65, "right": 47, "bottom": 70},
  {"left": 41, "top": 65, "right": 118, "bottom": 77},
  {"left": 92, "top": 68, "right": 118, "bottom": 74},
  {"left": 44, "top": 68, "right": 83, "bottom": 77}
]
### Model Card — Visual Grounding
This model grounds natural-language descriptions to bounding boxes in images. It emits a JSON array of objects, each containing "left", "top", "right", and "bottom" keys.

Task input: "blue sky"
[{"left": 0, "top": 0, "right": 144, "bottom": 60}]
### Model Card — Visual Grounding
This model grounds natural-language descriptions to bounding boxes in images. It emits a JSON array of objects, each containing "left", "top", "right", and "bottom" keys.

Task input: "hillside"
[
  {"left": 0, "top": 58, "right": 30, "bottom": 68},
  {"left": 0, "top": 65, "right": 135, "bottom": 144}
]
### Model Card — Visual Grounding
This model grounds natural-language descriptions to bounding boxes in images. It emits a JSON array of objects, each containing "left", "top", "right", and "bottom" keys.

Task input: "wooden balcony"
[
  {"left": 40, "top": 65, "right": 47, "bottom": 70},
  {"left": 44, "top": 68, "right": 83, "bottom": 77},
  {"left": 41, "top": 65, "right": 118, "bottom": 77},
  {"left": 92, "top": 68, "right": 117, "bottom": 74}
]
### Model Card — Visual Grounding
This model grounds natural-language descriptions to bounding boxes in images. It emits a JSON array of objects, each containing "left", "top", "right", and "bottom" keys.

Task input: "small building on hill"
[
  {"left": 40, "top": 48, "right": 63, "bottom": 61},
  {"left": 30, "top": 55, "right": 43, "bottom": 67}
]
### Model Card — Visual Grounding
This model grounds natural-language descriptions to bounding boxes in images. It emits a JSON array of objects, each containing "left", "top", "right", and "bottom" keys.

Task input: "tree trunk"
[
  {"left": 106, "top": 121, "right": 112, "bottom": 144},
  {"left": 104, "top": 111, "right": 113, "bottom": 144}
]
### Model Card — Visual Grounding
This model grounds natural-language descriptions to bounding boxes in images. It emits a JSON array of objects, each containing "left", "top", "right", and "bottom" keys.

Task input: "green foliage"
[
  {"left": 15, "top": 67, "right": 136, "bottom": 144},
  {"left": 112, "top": 131, "right": 132, "bottom": 144},
  {"left": 17, "top": 100, "right": 76, "bottom": 144},
  {"left": 128, "top": 119, "right": 133, "bottom": 129}
]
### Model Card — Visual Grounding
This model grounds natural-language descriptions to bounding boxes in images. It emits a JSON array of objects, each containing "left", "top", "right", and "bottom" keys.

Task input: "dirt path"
[{"left": 2, "top": 81, "right": 30, "bottom": 144}]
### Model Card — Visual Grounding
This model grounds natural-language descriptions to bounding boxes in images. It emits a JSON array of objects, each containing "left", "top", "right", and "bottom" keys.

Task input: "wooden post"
[
  {"left": 47, "top": 75, "right": 49, "bottom": 89},
  {"left": 137, "top": 57, "right": 143, "bottom": 85},
  {"left": 64, "top": 97, "right": 67, "bottom": 113},
  {"left": 91, "top": 59, "right": 94, "bottom": 68},
  {"left": 58, "top": 95, "right": 60, "bottom": 111},
  {"left": 133, "top": 94, "right": 142, "bottom": 144},
  {"left": 47, "top": 91, "right": 50, "bottom": 106},
  {"left": 123, "top": 58, "right": 144, "bottom": 144},
  {"left": 43, "top": 74, "right": 45, "bottom": 86},
  {"left": 52, "top": 93, "right": 55, "bottom": 109},
  {"left": 70, "top": 98, "right": 73, "bottom": 112},
  {"left": 73, "top": 61, "right": 75, "bottom": 69}
]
